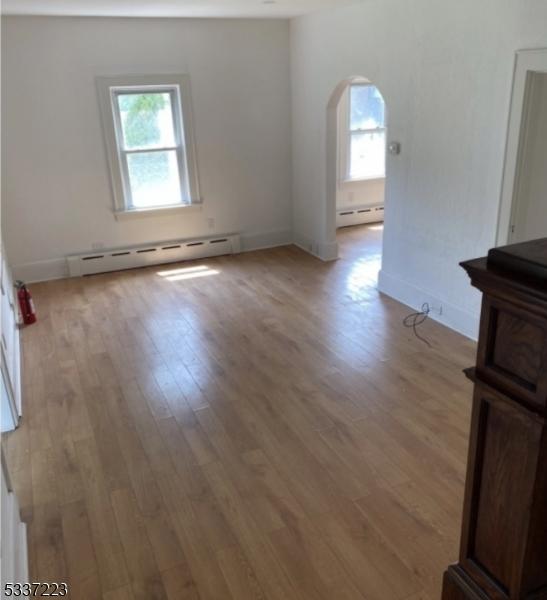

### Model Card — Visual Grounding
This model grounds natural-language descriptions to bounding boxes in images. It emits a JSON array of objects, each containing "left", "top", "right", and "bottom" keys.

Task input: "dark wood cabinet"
[{"left": 441, "top": 238, "right": 547, "bottom": 600}]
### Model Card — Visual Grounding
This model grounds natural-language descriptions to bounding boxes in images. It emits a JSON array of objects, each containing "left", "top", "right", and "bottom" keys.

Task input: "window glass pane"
[
  {"left": 349, "top": 131, "right": 386, "bottom": 179},
  {"left": 117, "top": 92, "right": 176, "bottom": 149},
  {"left": 127, "top": 150, "right": 182, "bottom": 208},
  {"left": 350, "top": 85, "right": 385, "bottom": 130}
]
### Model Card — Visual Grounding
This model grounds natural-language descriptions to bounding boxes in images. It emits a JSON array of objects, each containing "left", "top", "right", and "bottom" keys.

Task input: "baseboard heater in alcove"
[
  {"left": 66, "top": 234, "right": 241, "bottom": 276},
  {"left": 336, "top": 204, "right": 384, "bottom": 228}
]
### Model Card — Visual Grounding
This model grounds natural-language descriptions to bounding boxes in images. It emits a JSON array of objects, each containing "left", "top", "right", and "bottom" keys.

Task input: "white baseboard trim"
[
  {"left": 12, "top": 258, "right": 68, "bottom": 284},
  {"left": 293, "top": 232, "right": 339, "bottom": 262},
  {"left": 240, "top": 229, "right": 292, "bottom": 252},
  {"left": 293, "top": 232, "right": 317, "bottom": 257},
  {"left": 378, "top": 269, "right": 479, "bottom": 340},
  {"left": 318, "top": 240, "right": 339, "bottom": 261}
]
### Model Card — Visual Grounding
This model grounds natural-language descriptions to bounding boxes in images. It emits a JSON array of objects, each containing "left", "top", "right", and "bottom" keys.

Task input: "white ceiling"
[{"left": 1, "top": 0, "right": 349, "bottom": 18}]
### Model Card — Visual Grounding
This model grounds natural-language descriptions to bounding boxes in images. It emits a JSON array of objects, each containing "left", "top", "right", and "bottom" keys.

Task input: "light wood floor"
[{"left": 3, "top": 224, "right": 476, "bottom": 600}]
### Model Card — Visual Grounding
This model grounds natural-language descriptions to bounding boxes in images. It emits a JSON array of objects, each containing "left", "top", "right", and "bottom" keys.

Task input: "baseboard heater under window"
[
  {"left": 336, "top": 204, "right": 384, "bottom": 228},
  {"left": 67, "top": 234, "right": 241, "bottom": 277}
]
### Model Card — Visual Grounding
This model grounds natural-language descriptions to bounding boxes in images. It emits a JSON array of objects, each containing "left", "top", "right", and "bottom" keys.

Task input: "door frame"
[
  {"left": 496, "top": 48, "right": 547, "bottom": 246},
  {"left": 326, "top": 75, "right": 387, "bottom": 255}
]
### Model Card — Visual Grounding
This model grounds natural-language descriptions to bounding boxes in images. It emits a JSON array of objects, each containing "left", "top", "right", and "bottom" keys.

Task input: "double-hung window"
[
  {"left": 97, "top": 75, "right": 200, "bottom": 215},
  {"left": 347, "top": 84, "right": 386, "bottom": 181}
]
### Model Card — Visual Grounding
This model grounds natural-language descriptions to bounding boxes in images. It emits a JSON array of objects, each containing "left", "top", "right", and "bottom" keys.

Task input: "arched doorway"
[{"left": 326, "top": 77, "right": 387, "bottom": 283}]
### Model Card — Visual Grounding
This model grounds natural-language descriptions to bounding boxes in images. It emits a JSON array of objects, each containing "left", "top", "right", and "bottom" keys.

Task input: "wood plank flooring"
[{"left": 3, "top": 224, "right": 476, "bottom": 600}]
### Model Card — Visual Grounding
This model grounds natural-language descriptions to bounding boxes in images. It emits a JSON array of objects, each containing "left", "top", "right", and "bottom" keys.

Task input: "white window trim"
[
  {"left": 343, "top": 83, "right": 386, "bottom": 183},
  {"left": 97, "top": 74, "right": 201, "bottom": 216}
]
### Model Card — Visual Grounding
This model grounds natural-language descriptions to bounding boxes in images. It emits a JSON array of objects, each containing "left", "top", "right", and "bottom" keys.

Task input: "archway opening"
[{"left": 326, "top": 76, "right": 387, "bottom": 288}]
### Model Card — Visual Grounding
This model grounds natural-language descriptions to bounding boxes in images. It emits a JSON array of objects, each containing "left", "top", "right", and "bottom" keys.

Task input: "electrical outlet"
[
  {"left": 207, "top": 218, "right": 215, "bottom": 230},
  {"left": 92, "top": 242, "right": 105, "bottom": 250},
  {"left": 428, "top": 303, "right": 443, "bottom": 316}
]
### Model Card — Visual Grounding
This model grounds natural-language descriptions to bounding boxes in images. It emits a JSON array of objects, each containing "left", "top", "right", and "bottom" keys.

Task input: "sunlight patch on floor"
[
  {"left": 345, "top": 256, "right": 381, "bottom": 301},
  {"left": 156, "top": 264, "right": 220, "bottom": 281}
]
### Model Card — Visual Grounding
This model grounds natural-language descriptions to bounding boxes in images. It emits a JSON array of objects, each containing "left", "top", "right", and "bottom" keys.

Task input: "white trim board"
[
  {"left": 378, "top": 269, "right": 480, "bottom": 341},
  {"left": 293, "top": 232, "right": 339, "bottom": 262},
  {"left": 12, "top": 258, "right": 68, "bottom": 284},
  {"left": 496, "top": 48, "right": 547, "bottom": 246}
]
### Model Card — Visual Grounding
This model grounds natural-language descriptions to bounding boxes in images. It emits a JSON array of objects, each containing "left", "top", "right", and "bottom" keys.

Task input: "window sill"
[
  {"left": 114, "top": 203, "right": 202, "bottom": 221},
  {"left": 341, "top": 176, "right": 386, "bottom": 184}
]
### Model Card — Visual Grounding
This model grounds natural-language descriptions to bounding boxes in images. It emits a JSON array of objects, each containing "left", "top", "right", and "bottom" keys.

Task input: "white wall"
[
  {"left": 1, "top": 16, "right": 291, "bottom": 281},
  {"left": 291, "top": 0, "right": 547, "bottom": 338},
  {"left": 337, "top": 180, "right": 385, "bottom": 212}
]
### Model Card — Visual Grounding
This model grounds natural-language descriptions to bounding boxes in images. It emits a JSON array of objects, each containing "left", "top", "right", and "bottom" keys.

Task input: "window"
[
  {"left": 97, "top": 75, "right": 200, "bottom": 215},
  {"left": 347, "top": 84, "right": 386, "bottom": 180}
]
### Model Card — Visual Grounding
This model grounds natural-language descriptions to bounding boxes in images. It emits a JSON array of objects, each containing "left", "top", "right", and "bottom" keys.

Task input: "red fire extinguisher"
[{"left": 15, "top": 281, "right": 37, "bottom": 325}]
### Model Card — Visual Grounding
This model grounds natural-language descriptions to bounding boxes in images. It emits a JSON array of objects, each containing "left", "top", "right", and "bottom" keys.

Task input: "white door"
[
  {"left": 0, "top": 257, "right": 21, "bottom": 432},
  {"left": 1, "top": 370, "right": 17, "bottom": 433},
  {"left": 511, "top": 71, "right": 547, "bottom": 243},
  {"left": 1, "top": 455, "right": 29, "bottom": 593}
]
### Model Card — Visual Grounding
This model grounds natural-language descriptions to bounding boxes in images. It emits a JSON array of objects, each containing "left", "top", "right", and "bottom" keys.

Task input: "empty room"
[{"left": 1, "top": 1, "right": 546, "bottom": 599}]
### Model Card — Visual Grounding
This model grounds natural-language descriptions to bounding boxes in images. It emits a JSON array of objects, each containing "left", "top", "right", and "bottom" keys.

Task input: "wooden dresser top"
[
  {"left": 461, "top": 238, "right": 547, "bottom": 305},
  {"left": 488, "top": 238, "right": 547, "bottom": 282}
]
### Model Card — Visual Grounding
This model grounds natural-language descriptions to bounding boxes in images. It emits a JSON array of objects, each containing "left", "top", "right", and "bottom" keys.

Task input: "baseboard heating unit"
[
  {"left": 336, "top": 204, "right": 384, "bottom": 228},
  {"left": 67, "top": 234, "right": 241, "bottom": 276}
]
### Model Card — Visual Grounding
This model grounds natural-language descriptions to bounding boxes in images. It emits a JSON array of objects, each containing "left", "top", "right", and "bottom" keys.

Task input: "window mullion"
[
  {"left": 122, "top": 145, "right": 179, "bottom": 155},
  {"left": 350, "top": 127, "right": 386, "bottom": 135}
]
